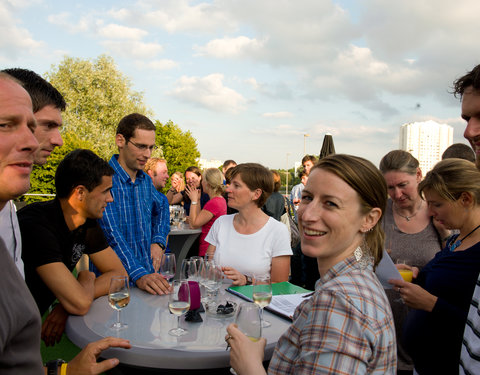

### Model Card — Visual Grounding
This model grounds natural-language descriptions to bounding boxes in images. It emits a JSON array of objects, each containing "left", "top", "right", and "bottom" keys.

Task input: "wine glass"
[
  {"left": 229, "top": 303, "right": 262, "bottom": 374},
  {"left": 168, "top": 280, "right": 191, "bottom": 336},
  {"left": 181, "top": 258, "right": 198, "bottom": 281},
  {"left": 108, "top": 276, "right": 130, "bottom": 330},
  {"left": 252, "top": 275, "right": 272, "bottom": 328},
  {"left": 396, "top": 259, "right": 413, "bottom": 282},
  {"left": 190, "top": 256, "right": 204, "bottom": 281},
  {"left": 159, "top": 253, "right": 176, "bottom": 284}
]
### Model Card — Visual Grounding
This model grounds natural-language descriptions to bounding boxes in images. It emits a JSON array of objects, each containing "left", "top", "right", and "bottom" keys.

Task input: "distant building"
[
  {"left": 198, "top": 158, "right": 222, "bottom": 170},
  {"left": 400, "top": 120, "right": 453, "bottom": 174}
]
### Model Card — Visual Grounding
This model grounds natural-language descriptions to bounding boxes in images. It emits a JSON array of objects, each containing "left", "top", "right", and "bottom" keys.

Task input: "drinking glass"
[
  {"left": 168, "top": 280, "right": 190, "bottom": 336},
  {"left": 181, "top": 258, "right": 198, "bottom": 281},
  {"left": 159, "top": 253, "right": 176, "bottom": 284},
  {"left": 229, "top": 303, "right": 262, "bottom": 374},
  {"left": 396, "top": 259, "right": 413, "bottom": 282},
  {"left": 108, "top": 276, "right": 130, "bottom": 330},
  {"left": 252, "top": 275, "right": 272, "bottom": 328},
  {"left": 204, "top": 264, "right": 223, "bottom": 304},
  {"left": 190, "top": 256, "right": 204, "bottom": 281}
]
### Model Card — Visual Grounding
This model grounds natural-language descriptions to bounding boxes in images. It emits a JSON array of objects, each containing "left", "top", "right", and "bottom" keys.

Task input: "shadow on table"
[{"left": 106, "top": 360, "right": 270, "bottom": 375}]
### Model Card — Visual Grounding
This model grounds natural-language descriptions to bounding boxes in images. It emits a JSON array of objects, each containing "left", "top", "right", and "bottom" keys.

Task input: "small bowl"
[{"left": 205, "top": 300, "right": 237, "bottom": 318}]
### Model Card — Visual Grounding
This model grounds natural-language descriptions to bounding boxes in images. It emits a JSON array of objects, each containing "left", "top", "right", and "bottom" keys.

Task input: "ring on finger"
[
  {"left": 397, "top": 287, "right": 401, "bottom": 293},
  {"left": 225, "top": 335, "right": 233, "bottom": 342}
]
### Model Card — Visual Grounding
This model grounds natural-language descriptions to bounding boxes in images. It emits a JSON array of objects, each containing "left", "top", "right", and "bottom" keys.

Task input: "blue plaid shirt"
[{"left": 98, "top": 155, "right": 170, "bottom": 283}]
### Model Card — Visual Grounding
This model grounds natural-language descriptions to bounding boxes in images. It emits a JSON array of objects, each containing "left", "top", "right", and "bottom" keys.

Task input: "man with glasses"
[{"left": 98, "top": 113, "right": 170, "bottom": 295}]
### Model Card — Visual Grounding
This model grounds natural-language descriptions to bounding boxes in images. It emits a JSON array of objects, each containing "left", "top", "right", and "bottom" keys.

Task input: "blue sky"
[{"left": 1, "top": 0, "right": 479, "bottom": 169}]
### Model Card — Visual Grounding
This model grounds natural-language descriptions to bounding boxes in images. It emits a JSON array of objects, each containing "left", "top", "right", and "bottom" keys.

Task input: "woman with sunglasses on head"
[
  {"left": 226, "top": 154, "right": 396, "bottom": 374},
  {"left": 390, "top": 158, "right": 480, "bottom": 375}
]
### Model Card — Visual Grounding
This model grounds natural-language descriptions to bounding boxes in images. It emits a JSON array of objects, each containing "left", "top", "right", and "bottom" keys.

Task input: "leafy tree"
[
  {"left": 155, "top": 120, "right": 201, "bottom": 179},
  {"left": 46, "top": 54, "right": 150, "bottom": 160}
]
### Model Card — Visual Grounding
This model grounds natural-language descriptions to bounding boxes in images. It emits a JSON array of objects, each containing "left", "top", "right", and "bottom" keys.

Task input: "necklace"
[
  {"left": 394, "top": 200, "right": 422, "bottom": 222},
  {"left": 448, "top": 224, "right": 480, "bottom": 251}
]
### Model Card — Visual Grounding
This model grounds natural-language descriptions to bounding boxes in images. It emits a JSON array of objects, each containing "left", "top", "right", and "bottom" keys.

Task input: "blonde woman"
[
  {"left": 390, "top": 158, "right": 480, "bottom": 374},
  {"left": 227, "top": 155, "right": 396, "bottom": 374},
  {"left": 186, "top": 168, "right": 227, "bottom": 256}
]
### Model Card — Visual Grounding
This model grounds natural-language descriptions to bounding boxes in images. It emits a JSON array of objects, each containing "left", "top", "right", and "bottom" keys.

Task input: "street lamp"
[
  {"left": 304, "top": 134, "right": 310, "bottom": 155},
  {"left": 285, "top": 152, "right": 291, "bottom": 195}
]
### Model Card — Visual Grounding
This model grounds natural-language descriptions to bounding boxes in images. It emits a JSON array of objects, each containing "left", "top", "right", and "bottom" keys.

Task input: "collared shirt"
[
  {"left": 460, "top": 273, "right": 480, "bottom": 375},
  {"left": 0, "top": 200, "right": 24, "bottom": 278},
  {"left": 269, "top": 256, "right": 397, "bottom": 375},
  {"left": 99, "top": 155, "right": 169, "bottom": 283},
  {"left": 290, "top": 182, "right": 305, "bottom": 204}
]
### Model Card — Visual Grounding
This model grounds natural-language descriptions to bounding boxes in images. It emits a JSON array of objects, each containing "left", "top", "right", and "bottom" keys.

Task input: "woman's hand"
[
  {"left": 389, "top": 278, "right": 438, "bottom": 312},
  {"left": 185, "top": 184, "right": 200, "bottom": 202},
  {"left": 226, "top": 324, "right": 267, "bottom": 375},
  {"left": 222, "top": 267, "right": 247, "bottom": 285}
]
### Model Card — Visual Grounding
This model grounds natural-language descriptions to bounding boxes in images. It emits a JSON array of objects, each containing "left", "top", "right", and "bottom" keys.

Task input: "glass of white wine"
[
  {"left": 108, "top": 276, "right": 130, "bottom": 330},
  {"left": 229, "top": 303, "right": 262, "bottom": 374},
  {"left": 159, "top": 253, "right": 176, "bottom": 285},
  {"left": 252, "top": 274, "right": 272, "bottom": 328},
  {"left": 168, "top": 279, "right": 191, "bottom": 336}
]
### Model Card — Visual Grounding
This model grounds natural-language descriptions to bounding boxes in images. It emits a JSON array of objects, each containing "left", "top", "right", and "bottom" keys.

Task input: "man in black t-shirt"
[{"left": 19, "top": 149, "right": 127, "bottom": 346}]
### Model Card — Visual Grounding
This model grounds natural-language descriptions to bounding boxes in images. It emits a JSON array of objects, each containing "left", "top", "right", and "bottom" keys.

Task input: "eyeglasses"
[{"left": 127, "top": 139, "right": 157, "bottom": 152}]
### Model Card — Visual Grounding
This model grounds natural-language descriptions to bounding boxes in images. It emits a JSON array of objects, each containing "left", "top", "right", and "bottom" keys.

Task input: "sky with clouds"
[{"left": 1, "top": 0, "right": 479, "bottom": 169}]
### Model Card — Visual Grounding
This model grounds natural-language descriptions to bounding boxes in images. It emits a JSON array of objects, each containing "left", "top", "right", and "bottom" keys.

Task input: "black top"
[
  {"left": 403, "top": 241, "right": 480, "bottom": 374},
  {"left": 18, "top": 198, "right": 108, "bottom": 314},
  {"left": 263, "top": 192, "right": 286, "bottom": 222}
]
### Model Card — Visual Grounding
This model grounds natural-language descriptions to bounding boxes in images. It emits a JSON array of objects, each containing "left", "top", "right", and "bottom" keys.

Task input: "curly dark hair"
[{"left": 452, "top": 64, "right": 480, "bottom": 98}]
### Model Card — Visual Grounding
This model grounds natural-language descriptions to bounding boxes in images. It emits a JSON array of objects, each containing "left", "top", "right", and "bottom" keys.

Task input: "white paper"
[
  {"left": 268, "top": 293, "right": 313, "bottom": 319},
  {"left": 375, "top": 249, "right": 403, "bottom": 289}
]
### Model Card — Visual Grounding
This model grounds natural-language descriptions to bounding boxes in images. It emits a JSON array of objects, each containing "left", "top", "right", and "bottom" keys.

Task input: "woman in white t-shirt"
[{"left": 205, "top": 163, "right": 292, "bottom": 285}]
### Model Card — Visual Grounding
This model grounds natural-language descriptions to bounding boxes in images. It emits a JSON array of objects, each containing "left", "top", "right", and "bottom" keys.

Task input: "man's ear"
[
  {"left": 72, "top": 185, "right": 87, "bottom": 202},
  {"left": 116, "top": 134, "right": 126, "bottom": 149}
]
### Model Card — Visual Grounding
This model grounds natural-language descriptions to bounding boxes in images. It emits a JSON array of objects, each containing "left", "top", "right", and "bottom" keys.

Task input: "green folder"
[{"left": 227, "top": 281, "right": 312, "bottom": 301}]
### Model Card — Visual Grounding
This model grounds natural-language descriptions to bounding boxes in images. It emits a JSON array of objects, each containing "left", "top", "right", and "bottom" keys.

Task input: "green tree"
[
  {"left": 155, "top": 120, "right": 200, "bottom": 178},
  {"left": 46, "top": 54, "right": 150, "bottom": 160}
]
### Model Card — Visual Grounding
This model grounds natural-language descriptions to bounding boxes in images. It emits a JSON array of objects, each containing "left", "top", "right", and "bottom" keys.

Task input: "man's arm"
[
  {"left": 36, "top": 263, "right": 95, "bottom": 315},
  {"left": 88, "top": 247, "right": 127, "bottom": 298}
]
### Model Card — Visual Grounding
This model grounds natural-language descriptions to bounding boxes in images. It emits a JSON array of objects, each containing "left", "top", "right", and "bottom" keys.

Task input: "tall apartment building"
[{"left": 399, "top": 120, "right": 453, "bottom": 173}]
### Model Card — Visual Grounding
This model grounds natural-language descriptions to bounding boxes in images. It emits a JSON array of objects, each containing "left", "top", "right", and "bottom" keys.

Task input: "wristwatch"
[
  {"left": 244, "top": 275, "right": 253, "bottom": 285},
  {"left": 156, "top": 243, "right": 166, "bottom": 251},
  {"left": 46, "top": 359, "right": 65, "bottom": 375},
  {"left": 191, "top": 201, "right": 198, "bottom": 205}
]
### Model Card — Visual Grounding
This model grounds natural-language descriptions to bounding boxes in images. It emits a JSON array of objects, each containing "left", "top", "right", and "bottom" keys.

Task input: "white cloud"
[
  {"left": 170, "top": 73, "right": 247, "bottom": 113},
  {"left": 135, "top": 59, "right": 178, "bottom": 70},
  {"left": 48, "top": 12, "right": 95, "bottom": 34},
  {"left": 262, "top": 112, "right": 293, "bottom": 119},
  {"left": 0, "top": 1, "right": 44, "bottom": 61},
  {"left": 98, "top": 24, "right": 148, "bottom": 40},
  {"left": 251, "top": 124, "right": 304, "bottom": 137},
  {"left": 195, "top": 36, "right": 265, "bottom": 58},
  {"left": 101, "top": 40, "right": 163, "bottom": 59}
]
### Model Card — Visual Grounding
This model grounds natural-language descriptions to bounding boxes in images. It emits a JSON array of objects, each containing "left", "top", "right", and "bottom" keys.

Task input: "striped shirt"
[
  {"left": 269, "top": 256, "right": 397, "bottom": 375},
  {"left": 98, "top": 155, "right": 169, "bottom": 283},
  {"left": 460, "top": 273, "right": 480, "bottom": 375}
]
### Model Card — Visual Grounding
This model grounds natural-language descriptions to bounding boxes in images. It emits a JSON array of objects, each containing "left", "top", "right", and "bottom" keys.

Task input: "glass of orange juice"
[{"left": 396, "top": 259, "right": 413, "bottom": 282}]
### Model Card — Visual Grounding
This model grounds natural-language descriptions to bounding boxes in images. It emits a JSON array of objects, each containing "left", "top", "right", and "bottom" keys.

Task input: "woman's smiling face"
[{"left": 298, "top": 168, "right": 368, "bottom": 271}]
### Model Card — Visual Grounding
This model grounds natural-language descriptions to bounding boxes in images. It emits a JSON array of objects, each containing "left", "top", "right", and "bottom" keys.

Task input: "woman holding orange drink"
[
  {"left": 390, "top": 158, "right": 480, "bottom": 374},
  {"left": 379, "top": 150, "right": 445, "bottom": 373}
]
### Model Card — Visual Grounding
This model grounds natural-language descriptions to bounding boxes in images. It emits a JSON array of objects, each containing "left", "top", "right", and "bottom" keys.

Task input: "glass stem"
[
  {"left": 117, "top": 309, "right": 121, "bottom": 325},
  {"left": 176, "top": 315, "right": 180, "bottom": 330},
  {"left": 260, "top": 307, "right": 264, "bottom": 325}
]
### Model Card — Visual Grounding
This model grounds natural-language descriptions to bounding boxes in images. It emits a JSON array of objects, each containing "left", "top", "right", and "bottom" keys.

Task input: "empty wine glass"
[
  {"left": 108, "top": 276, "right": 130, "bottom": 330},
  {"left": 190, "top": 256, "right": 204, "bottom": 281},
  {"left": 168, "top": 280, "right": 191, "bottom": 336},
  {"left": 159, "top": 253, "right": 176, "bottom": 284},
  {"left": 204, "top": 264, "right": 223, "bottom": 305},
  {"left": 181, "top": 258, "right": 198, "bottom": 281},
  {"left": 252, "top": 275, "right": 272, "bottom": 328}
]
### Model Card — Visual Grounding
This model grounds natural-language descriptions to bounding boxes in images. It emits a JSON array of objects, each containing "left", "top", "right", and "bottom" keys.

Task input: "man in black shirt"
[{"left": 19, "top": 149, "right": 126, "bottom": 346}]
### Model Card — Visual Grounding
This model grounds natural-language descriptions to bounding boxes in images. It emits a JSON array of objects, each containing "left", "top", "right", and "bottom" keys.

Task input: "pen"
[{"left": 302, "top": 292, "right": 314, "bottom": 298}]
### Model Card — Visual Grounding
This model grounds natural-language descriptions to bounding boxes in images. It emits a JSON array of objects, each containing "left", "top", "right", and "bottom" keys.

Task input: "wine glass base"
[
  {"left": 110, "top": 322, "right": 128, "bottom": 330},
  {"left": 169, "top": 327, "right": 188, "bottom": 336},
  {"left": 261, "top": 320, "right": 271, "bottom": 328}
]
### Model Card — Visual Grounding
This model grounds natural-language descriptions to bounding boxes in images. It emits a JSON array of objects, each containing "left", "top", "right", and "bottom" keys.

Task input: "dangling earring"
[{"left": 355, "top": 229, "right": 373, "bottom": 269}]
